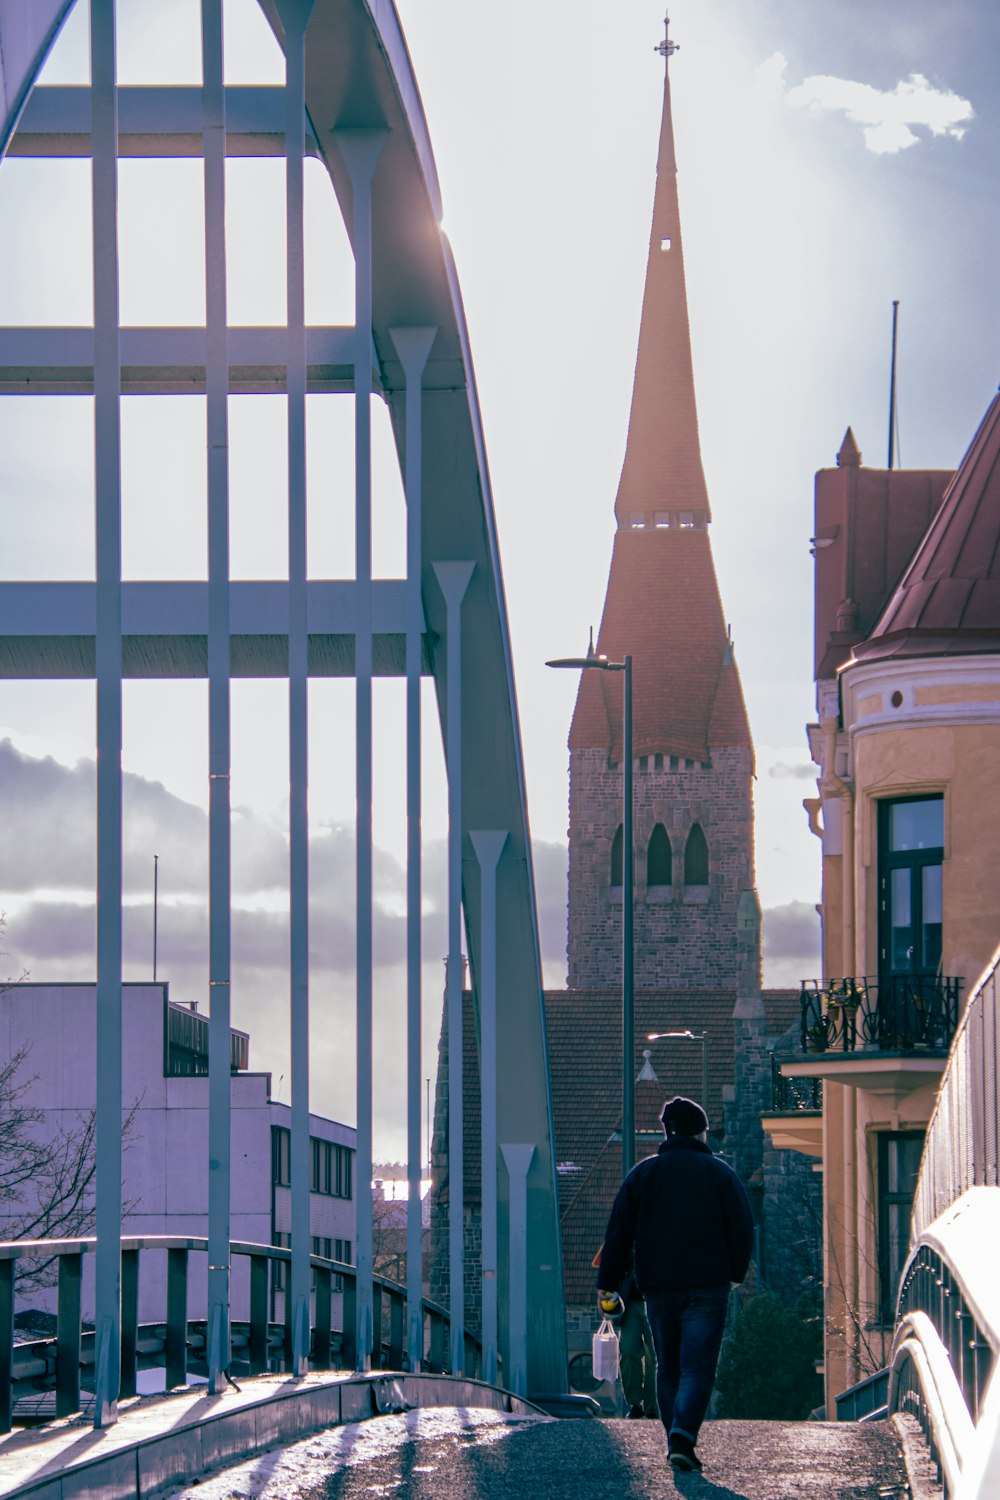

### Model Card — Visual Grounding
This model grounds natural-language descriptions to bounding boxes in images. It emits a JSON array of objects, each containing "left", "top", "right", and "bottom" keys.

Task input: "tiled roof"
[
  {"left": 856, "top": 392, "right": 1000, "bottom": 662},
  {"left": 568, "top": 529, "right": 751, "bottom": 761},
  {"left": 550, "top": 987, "right": 798, "bottom": 1305},
  {"left": 446, "top": 985, "right": 800, "bottom": 1307}
]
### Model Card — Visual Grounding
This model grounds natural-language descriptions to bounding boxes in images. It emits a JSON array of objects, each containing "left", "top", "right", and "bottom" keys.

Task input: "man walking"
[{"left": 596, "top": 1096, "right": 753, "bottom": 1473}]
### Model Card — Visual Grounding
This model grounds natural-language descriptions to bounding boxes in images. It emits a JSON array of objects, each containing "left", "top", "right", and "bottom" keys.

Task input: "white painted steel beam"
[
  {"left": 12, "top": 84, "right": 320, "bottom": 156},
  {"left": 500, "top": 1143, "right": 535, "bottom": 1399},
  {"left": 336, "top": 124, "right": 387, "bottom": 1373},
  {"left": 433, "top": 561, "right": 475, "bottom": 1376},
  {"left": 0, "top": 326, "right": 368, "bottom": 396},
  {"left": 285, "top": 0, "right": 316, "bottom": 1378},
  {"left": 0, "top": 0, "right": 569, "bottom": 1405},
  {"left": 203, "top": 0, "right": 233, "bottom": 1395},
  {"left": 90, "top": 0, "right": 122, "bottom": 1430},
  {"left": 471, "top": 831, "right": 508, "bottom": 1386},
  {"left": 390, "top": 325, "right": 438, "bottom": 1372}
]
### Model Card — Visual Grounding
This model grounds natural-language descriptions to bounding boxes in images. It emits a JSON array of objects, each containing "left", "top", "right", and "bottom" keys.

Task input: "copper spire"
[{"left": 613, "top": 13, "right": 710, "bottom": 528}]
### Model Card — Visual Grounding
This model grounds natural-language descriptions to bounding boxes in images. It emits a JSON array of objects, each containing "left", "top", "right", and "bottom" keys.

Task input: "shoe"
[
  {"left": 626, "top": 1404, "right": 645, "bottom": 1419},
  {"left": 645, "top": 1410, "right": 660, "bottom": 1419},
  {"left": 668, "top": 1434, "right": 703, "bottom": 1473}
]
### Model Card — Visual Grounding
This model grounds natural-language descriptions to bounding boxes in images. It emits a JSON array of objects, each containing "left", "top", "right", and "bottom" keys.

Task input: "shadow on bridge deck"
[
  {"left": 164, "top": 1410, "right": 921, "bottom": 1500},
  {"left": 0, "top": 1372, "right": 540, "bottom": 1500}
]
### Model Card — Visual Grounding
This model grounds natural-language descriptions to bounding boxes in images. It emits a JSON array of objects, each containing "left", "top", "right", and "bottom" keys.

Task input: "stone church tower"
[{"left": 567, "top": 18, "right": 760, "bottom": 999}]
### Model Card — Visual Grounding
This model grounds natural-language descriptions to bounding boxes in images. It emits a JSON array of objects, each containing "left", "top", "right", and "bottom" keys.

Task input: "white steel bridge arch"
[{"left": 0, "top": 0, "right": 565, "bottom": 1422}]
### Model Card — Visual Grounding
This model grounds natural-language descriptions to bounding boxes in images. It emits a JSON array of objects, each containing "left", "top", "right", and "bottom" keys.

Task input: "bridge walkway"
[
  {"left": 0, "top": 1381, "right": 932, "bottom": 1500},
  {"left": 164, "top": 1411, "right": 924, "bottom": 1500}
]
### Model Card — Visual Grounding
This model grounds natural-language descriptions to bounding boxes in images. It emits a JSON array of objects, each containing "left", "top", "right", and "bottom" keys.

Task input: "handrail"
[
  {"left": 0, "top": 1234, "right": 481, "bottom": 1432},
  {"left": 886, "top": 947, "right": 1000, "bottom": 1498},
  {"left": 799, "top": 973, "right": 961, "bottom": 1054}
]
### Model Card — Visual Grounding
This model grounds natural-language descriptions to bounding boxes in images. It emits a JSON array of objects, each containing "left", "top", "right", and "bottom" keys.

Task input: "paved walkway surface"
[{"left": 165, "top": 1408, "right": 917, "bottom": 1500}]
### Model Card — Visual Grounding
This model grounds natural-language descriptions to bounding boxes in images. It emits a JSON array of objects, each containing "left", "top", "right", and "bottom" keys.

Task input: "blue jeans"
[{"left": 644, "top": 1284, "right": 730, "bottom": 1443}]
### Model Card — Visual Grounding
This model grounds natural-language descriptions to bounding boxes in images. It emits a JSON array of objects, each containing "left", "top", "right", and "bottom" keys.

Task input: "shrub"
[{"left": 714, "top": 1292, "right": 824, "bottom": 1419}]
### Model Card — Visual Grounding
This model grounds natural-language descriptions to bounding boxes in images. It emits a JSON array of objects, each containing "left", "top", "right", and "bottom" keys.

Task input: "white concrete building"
[{"left": 0, "top": 982, "right": 355, "bottom": 1326}]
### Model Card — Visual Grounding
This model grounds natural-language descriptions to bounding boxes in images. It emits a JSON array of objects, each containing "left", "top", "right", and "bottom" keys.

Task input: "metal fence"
[
  {"left": 887, "top": 946, "right": 1000, "bottom": 1498},
  {"left": 769, "top": 1053, "right": 822, "bottom": 1112},
  {"left": 0, "top": 1235, "right": 476, "bottom": 1432},
  {"left": 799, "top": 974, "right": 962, "bottom": 1055}
]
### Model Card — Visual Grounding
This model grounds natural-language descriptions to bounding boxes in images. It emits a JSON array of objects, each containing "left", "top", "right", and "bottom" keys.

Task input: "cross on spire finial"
[{"left": 655, "top": 13, "right": 679, "bottom": 60}]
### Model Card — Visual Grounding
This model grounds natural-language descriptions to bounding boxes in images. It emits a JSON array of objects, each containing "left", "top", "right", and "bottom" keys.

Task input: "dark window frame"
[
  {"left": 877, "top": 795, "right": 944, "bottom": 983},
  {"left": 876, "top": 1129, "right": 925, "bottom": 1325}
]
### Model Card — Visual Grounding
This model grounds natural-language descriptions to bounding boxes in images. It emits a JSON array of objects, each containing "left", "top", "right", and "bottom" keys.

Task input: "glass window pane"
[
  {"left": 890, "top": 798, "right": 943, "bottom": 852},
  {"left": 890, "top": 868, "right": 913, "bottom": 968},
  {"left": 922, "top": 864, "right": 943, "bottom": 970}
]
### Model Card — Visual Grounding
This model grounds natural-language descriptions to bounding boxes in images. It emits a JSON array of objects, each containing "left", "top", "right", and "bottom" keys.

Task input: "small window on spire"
[
  {"left": 654, "top": 512, "right": 670, "bottom": 528},
  {"left": 678, "top": 512, "right": 695, "bottom": 529},
  {"left": 660, "top": 237, "right": 672, "bottom": 251}
]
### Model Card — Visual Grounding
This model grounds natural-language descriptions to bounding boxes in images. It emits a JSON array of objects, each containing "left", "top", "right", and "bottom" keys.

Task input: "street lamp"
[
  {"left": 647, "top": 1030, "right": 709, "bottom": 1126},
  {"left": 547, "top": 642, "right": 634, "bottom": 1176}
]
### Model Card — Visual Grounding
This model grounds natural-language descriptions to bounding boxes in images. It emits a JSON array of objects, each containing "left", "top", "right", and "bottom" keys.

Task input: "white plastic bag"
[{"left": 592, "top": 1317, "right": 620, "bottom": 1382}]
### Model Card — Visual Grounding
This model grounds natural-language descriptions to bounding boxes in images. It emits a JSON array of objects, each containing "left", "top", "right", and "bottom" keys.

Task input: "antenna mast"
[{"left": 888, "top": 300, "right": 900, "bottom": 470}]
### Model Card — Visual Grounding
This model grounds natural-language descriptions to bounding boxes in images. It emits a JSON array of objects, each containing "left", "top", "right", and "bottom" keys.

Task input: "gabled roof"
[
  {"left": 855, "top": 392, "right": 1000, "bottom": 662},
  {"left": 568, "top": 528, "right": 752, "bottom": 762}
]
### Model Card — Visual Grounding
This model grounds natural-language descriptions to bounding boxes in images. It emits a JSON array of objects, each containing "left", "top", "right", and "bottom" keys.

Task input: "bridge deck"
[
  {"left": 166, "top": 1411, "right": 921, "bottom": 1500},
  {"left": 0, "top": 1375, "right": 927, "bottom": 1500}
]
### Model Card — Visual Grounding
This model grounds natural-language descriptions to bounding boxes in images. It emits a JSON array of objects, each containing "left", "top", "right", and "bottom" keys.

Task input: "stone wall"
[{"left": 568, "top": 745, "right": 755, "bottom": 989}]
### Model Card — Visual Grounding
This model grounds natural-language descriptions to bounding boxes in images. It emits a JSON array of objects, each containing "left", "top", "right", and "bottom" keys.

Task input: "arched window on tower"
[
  {"left": 647, "top": 823, "right": 672, "bottom": 887},
  {"left": 684, "top": 822, "right": 709, "bottom": 886},
  {"left": 610, "top": 825, "right": 624, "bottom": 888}
]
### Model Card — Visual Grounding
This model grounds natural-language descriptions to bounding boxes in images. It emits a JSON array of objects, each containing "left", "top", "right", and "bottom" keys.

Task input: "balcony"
[
  {"left": 761, "top": 1053, "right": 823, "bottom": 1156},
  {"left": 779, "top": 974, "right": 963, "bottom": 1103},
  {"left": 798, "top": 974, "right": 961, "bottom": 1055}
]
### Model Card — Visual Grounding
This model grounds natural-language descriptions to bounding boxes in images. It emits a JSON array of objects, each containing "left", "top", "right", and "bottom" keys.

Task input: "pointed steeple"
[
  {"left": 614, "top": 13, "right": 709, "bottom": 528},
  {"left": 570, "top": 19, "right": 749, "bottom": 764},
  {"left": 837, "top": 428, "right": 862, "bottom": 468}
]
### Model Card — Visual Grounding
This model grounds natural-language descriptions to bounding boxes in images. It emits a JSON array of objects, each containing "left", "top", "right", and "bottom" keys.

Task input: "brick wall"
[{"left": 567, "top": 745, "right": 755, "bottom": 990}]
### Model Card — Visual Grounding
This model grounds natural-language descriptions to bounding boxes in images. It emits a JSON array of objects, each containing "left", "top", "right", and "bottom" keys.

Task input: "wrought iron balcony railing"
[
  {"left": 799, "top": 974, "right": 962, "bottom": 1055},
  {"left": 770, "top": 1053, "right": 822, "bottom": 1111}
]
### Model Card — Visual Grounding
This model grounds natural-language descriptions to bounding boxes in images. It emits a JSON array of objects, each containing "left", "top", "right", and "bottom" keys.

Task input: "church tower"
[{"left": 567, "top": 16, "right": 758, "bottom": 995}]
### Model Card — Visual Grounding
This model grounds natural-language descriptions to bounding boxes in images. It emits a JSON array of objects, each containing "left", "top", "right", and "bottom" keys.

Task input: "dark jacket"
[{"left": 596, "top": 1137, "right": 754, "bottom": 1294}]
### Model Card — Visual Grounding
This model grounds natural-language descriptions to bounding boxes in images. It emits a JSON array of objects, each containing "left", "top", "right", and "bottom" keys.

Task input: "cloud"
[
  {"left": 761, "top": 52, "right": 973, "bottom": 155},
  {"left": 531, "top": 838, "right": 568, "bottom": 985},
  {"left": 767, "top": 760, "right": 816, "bottom": 782},
  {"left": 0, "top": 738, "right": 451, "bottom": 978},
  {"left": 762, "top": 900, "right": 821, "bottom": 988}
]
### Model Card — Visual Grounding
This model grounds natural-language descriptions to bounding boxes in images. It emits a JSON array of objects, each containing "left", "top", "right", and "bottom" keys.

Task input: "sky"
[{"left": 0, "top": 0, "right": 998, "bottom": 1158}]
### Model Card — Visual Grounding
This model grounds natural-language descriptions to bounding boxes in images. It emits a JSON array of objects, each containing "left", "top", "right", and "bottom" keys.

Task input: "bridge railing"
[
  {"left": 0, "top": 1235, "right": 480, "bottom": 1432},
  {"left": 888, "top": 946, "right": 1000, "bottom": 1498}
]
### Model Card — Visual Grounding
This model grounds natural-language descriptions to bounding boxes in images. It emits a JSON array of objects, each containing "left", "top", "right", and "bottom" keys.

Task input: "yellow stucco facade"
[{"left": 793, "top": 655, "right": 1000, "bottom": 1407}]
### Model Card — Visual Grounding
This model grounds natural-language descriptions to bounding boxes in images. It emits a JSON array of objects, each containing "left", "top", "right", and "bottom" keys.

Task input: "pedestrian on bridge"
[{"left": 596, "top": 1095, "right": 753, "bottom": 1475}]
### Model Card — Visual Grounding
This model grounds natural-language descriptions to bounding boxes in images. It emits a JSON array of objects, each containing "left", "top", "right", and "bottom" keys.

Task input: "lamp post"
[
  {"left": 548, "top": 644, "right": 634, "bottom": 1176},
  {"left": 647, "top": 1030, "right": 709, "bottom": 1125}
]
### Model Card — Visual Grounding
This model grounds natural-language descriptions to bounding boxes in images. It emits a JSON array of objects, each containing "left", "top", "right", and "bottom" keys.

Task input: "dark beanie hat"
[{"left": 660, "top": 1096, "right": 709, "bottom": 1137}]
